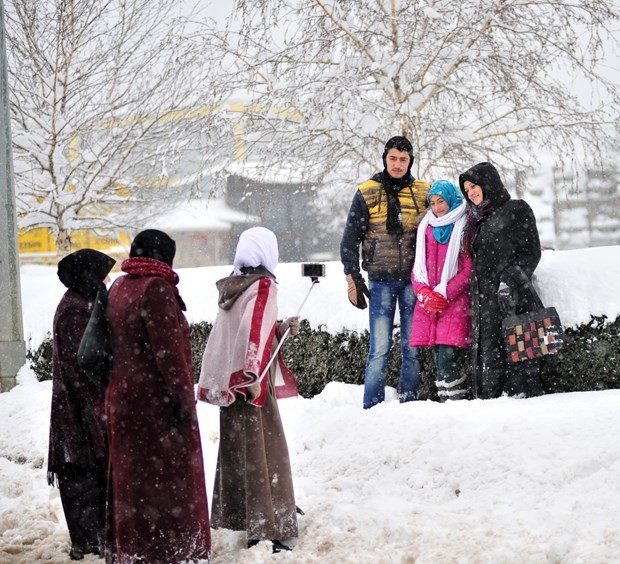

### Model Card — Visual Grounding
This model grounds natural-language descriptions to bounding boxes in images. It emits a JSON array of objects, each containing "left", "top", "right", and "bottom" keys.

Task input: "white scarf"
[
  {"left": 413, "top": 200, "right": 467, "bottom": 298},
  {"left": 232, "top": 227, "right": 279, "bottom": 276}
]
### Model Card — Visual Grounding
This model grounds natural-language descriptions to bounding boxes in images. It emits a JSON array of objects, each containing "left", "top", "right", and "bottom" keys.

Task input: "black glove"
[
  {"left": 171, "top": 410, "right": 194, "bottom": 428},
  {"left": 168, "top": 397, "right": 195, "bottom": 428},
  {"left": 346, "top": 272, "right": 370, "bottom": 309},
  {"left": 497, "top": 282, "right": 516, "bottom": 315}
]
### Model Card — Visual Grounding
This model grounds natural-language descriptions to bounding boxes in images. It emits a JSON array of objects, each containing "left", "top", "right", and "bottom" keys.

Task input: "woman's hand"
[
  {"left": 428, "top": 291, "right": 448, "bottom": 312},
  {"left": 280, "top": 316, "right": 300, "bottom": 336},
  {"left": 497, "top": 282, "right": 516, "bottom": 314},
  {"left": 417, "top": 287, "right": 447, "bottom": 315}
]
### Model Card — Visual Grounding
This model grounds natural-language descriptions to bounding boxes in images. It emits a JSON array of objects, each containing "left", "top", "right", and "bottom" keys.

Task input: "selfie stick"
[{"left": 258, "top": 276, "right": 321, "bottom": 383}]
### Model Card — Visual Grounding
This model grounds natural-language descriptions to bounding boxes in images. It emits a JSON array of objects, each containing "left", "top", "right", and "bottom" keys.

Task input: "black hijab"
[
  {"left": 129, "top": 229, "right": 176, "bottom": 267},
  {"left": 57, "top": 249, "right": 116, "bottom": 298},
  {"left": 459, "top": 161, "right": 510, "bottom": 244},
  {"left": 458, "top": 161, "right": 511, "bottom": 210}
]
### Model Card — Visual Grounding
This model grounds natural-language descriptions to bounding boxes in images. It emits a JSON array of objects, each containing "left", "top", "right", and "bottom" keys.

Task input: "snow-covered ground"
[{"left": 2, "top": 246, "right": 620, "bottom": 563}]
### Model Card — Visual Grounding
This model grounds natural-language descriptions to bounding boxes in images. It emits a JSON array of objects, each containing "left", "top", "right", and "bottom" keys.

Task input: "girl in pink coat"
[{"left": 410, "top": 180, "right": 472, "bottom": 401}]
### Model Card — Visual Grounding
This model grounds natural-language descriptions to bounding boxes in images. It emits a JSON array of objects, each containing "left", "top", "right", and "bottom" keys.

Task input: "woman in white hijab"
[{"left": 198, "top": 227, "right": 299, "bottom": 553}]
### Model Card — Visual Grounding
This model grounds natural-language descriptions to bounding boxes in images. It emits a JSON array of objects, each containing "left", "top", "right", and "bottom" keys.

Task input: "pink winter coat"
[{"left": 410, "top": 225, "right": 472, "bottom": 348}]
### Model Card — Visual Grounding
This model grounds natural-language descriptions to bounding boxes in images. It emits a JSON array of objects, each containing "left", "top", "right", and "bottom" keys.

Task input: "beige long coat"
[{"left": 200, "top": 272, "right": 298, "bottom": 541}]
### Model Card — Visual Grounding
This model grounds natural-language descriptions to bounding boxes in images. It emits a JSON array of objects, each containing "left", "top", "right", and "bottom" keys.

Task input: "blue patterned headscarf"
[{"left": 428, "top": 180, "right": 464, "bottom": 244}]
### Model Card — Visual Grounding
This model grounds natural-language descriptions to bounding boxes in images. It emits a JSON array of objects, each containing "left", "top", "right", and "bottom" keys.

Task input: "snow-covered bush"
[{"left": 540, "top": 315, "right": 620, "bottom": 393}]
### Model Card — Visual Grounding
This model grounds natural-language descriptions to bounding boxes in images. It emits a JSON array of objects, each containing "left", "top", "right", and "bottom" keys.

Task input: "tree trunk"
[{"left": 55, "top": 228, "right": 72, "bottom": 258}]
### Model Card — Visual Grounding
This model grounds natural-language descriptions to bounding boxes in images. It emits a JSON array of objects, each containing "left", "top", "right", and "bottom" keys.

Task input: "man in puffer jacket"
[{"left": 340, "top": 136, "right": 430, "bottom": 409}]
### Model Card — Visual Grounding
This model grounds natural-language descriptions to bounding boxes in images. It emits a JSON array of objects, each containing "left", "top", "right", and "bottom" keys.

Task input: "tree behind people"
[
  {"left": 198, "top": 0, "right": 619, "bottom": 224},
  {"left": 6, "top": 0, "right": 224, "bottom": 255}
]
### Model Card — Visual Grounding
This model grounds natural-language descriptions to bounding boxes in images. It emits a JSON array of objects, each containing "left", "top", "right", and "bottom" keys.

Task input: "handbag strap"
[
  {"left": 504, "top": 264, "right": 544, "bottom": 311},
  {"left": 521, "top": 276, "right": 544, "bottom": 309}
]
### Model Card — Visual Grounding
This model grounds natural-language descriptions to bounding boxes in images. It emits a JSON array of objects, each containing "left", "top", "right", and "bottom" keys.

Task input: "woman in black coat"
[
  {"left": 48, "top": 248, "right": 115, "bottom": 560},
  {"left": 459, "top": 162, "right": 543, "bottom": 399}
]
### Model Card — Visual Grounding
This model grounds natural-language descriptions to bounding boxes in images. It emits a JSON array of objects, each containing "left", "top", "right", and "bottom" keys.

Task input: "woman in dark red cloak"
[{"left": 105, "top": 230, "right": 210, "bottom": 564}]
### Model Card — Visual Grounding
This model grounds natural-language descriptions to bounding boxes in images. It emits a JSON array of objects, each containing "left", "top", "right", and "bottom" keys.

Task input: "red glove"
[
  {"left": 428, "top": 291, "right": 448, "bottom": 312},
  {"left": 416, "top": 286, "right": 433, "bottom": 303},
  {"left": 416, "top": 286, "right": 435, "bottom": 315}
]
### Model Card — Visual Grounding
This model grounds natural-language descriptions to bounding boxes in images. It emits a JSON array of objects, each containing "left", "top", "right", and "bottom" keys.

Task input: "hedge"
[{"left": 27, "top": 314, "right": 620, "bottom": 400}]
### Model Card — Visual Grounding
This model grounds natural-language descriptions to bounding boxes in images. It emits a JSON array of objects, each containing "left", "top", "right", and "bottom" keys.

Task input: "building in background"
[
  {"left": 551, "top": 167, "right": 620, "bottom": 249},
  {"left": 18, "top": 228, "right": 129, "bottom": 266},
  {"left": 152, "top": 198, "right": 259, "bottom": 268},
  {"left": 225, "top": 174, "right": 340, "bottom": 264},
  {"left": 521, "top": 165, "right": 620, "bottom": 250}
]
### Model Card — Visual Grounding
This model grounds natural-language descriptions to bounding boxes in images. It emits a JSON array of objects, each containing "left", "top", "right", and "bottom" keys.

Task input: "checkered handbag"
[{"left": 502, "top": 306, "right": 564, "bottom": 363}]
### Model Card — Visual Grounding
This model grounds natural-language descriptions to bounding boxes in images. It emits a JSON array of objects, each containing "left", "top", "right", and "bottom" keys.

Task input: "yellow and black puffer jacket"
[
  {"left": 359, "top": 177, "right": 430, "bottom": 279},
  {"left": 341, "top": 173, "right": 431, "bottom": 281},
  {"left": 347, "top": 179, "right": 429, "bottom": 281}
]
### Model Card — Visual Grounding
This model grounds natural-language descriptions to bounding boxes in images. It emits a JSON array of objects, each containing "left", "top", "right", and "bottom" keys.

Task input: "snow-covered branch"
[{"left": 6, "top": 0, "right": 226, "bottom": 254}]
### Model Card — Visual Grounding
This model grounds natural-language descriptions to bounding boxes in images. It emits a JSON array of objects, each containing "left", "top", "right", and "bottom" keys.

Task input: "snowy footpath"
[{"left": 2, "top": 370, "right": 620, "bottom": 563}]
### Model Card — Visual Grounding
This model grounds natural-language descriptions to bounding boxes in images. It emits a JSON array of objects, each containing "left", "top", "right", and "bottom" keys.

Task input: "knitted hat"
[{"left": 129, "top": 229, "right": 176, "bottom": 267}]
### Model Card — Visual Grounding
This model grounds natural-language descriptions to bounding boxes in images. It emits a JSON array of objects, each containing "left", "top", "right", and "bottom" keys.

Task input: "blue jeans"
[{"left": 363, "top": 280, "right": 420, "bottom": 409}]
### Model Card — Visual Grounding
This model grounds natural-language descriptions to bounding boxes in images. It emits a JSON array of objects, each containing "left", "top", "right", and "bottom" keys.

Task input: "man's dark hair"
[{"left": 384, "top": 136, "right": 413, "bottom": 155}]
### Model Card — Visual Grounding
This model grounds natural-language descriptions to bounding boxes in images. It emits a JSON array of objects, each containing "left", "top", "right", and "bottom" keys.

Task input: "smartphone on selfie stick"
[{"left": 258, "top": 263, "right": 326, "bottom": 382}]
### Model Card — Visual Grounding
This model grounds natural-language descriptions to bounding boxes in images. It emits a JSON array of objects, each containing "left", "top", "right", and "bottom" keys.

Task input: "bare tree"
[
  {"left": 5, "top": 0, "right": 225, "bottom": 254},
  {"left": 200, "top": 0, "right": 620, "bottom": 206}
]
